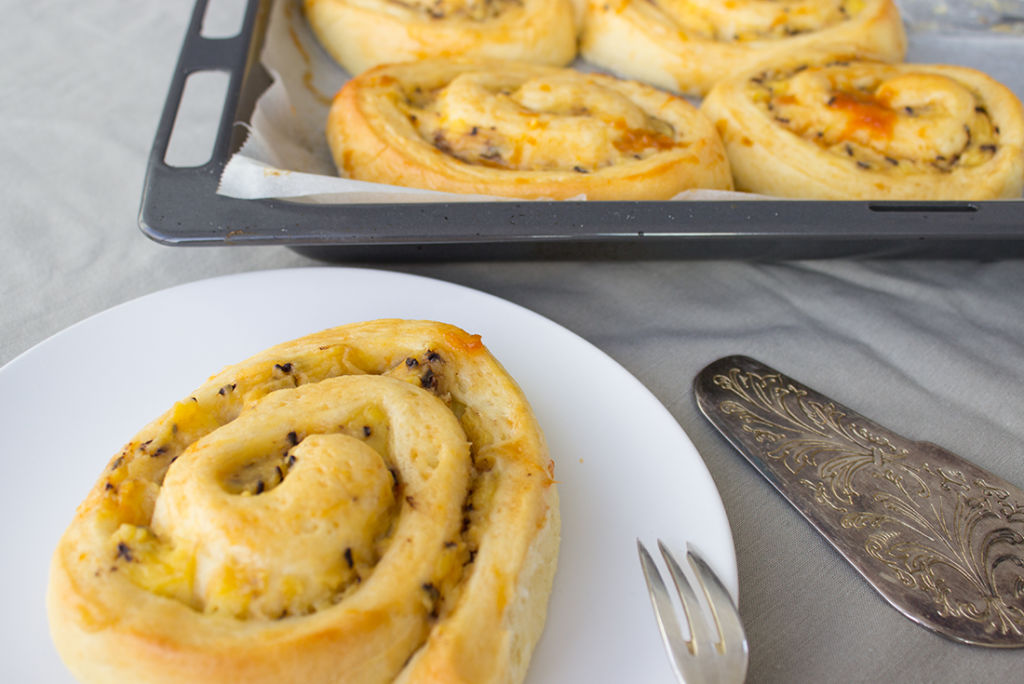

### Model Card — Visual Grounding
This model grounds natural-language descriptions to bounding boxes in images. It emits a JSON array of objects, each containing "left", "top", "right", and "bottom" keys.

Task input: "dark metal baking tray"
[{"left": 138, "top": 0, "right": 1024, "bottom": 260}]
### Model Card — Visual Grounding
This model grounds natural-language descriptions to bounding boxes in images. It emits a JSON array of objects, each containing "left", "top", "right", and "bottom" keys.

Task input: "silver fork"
[{"left": 637, "top": 539, "right": 749, "bottom": 684}]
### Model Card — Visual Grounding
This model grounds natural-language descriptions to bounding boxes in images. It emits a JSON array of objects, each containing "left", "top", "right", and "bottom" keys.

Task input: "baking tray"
[{"left": 138, "top": 0, "right": 1024, "bottom": 260}]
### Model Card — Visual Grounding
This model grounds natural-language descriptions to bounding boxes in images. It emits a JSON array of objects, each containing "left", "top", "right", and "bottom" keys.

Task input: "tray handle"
[
  {"left": 155, "top": 0, "right": 271, "bottom": 167},
  {"left": 143, "top": 0, "right": 270, "bottom": 185}
]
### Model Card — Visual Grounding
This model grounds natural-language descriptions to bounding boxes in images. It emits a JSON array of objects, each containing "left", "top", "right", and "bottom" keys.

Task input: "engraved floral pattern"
[
  {"left": 707, "top": 361, "right": 1024, "bottom": 645},
  {"left": 714, "top": 366, "right": 908, "bottom": 507}
]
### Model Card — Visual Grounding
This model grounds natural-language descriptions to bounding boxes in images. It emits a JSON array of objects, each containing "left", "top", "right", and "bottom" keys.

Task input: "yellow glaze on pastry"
[
  {"left": 327, "top": 58, "right": 733, "bottom": 199},
  {"left": 579, "top": 0, "right": 907, "bottom": 96},
  {"left": 701, "top": 47, "right": 1024, "bottom": 199},
  {"left": 304, "top": 0, "right": 579, "bottom": 75},
  {"left": 47, "top": 320, "right": 559, "bottom": 684}
]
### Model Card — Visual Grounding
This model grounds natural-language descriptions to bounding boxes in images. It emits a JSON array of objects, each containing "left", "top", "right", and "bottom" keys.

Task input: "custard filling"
[
  {"left": 746, "top": 60, "right": 1000, "bottom": 173},
  {"left": 395, "top": 71, "right": 684, "bottom": 172}
]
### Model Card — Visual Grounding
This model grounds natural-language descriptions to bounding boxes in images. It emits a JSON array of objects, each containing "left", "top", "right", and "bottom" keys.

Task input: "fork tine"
[
  {"left": 637, "top": 540, "right": 693, "bottom": 683},
  {"left": 657, "top": 540, "right": 715, "bottom": 657},
  {"left": 639, "top": 539, "right": 749, "bottom": 683},
  {"left": 686, "top": 545, "right": 750, "bottom": 683}
]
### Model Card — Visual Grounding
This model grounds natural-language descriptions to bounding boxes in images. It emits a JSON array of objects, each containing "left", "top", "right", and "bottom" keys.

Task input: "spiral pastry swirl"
[
  {"left": 578, "top": 0, "right": 907, "bottom": 96},
  {"left": 303, "top": 0, "right": 578, "bottom": 75},
  {"left": 700, "top": 48, "right": 1024, "bottom": 199},
  {"left": 327, "top": 58, "right": 733, "bottom": 199},
  {"left": 47, "top": 320, "right": 560, "bottom": 684}
]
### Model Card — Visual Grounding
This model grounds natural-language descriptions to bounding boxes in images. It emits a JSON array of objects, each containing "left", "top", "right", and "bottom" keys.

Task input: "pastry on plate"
[
  {"left": 304, "top": 0, "right": 579, "bottom": 75},
  {"left": 700, "top": 47, "right": 1024, "bottom": 199},
  {"left": 326, "top": 58, "right": 733, "bottom": 200},
  {"left": 47, "top": 320, "right": 560, "bottom": 684},
  {"left": 578, "top": 0, "right": 907, "bottom": 96}
]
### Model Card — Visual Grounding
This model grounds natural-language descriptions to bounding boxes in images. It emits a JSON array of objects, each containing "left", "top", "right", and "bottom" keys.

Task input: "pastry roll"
[
  {"left": 303, "top": 0, "right": 579, "bottom": 75},
  {"left": 578, "top": 0, "right": 907, "bottom": 96},
  {"left": 47, "top": 320, "right": 559, "bottom": 684},
  {"left": 700, "top": 48, "right": 1024, "bottom": 200},
  {"left": 327, "top": 58, "right": 734, "bottom": 200}
]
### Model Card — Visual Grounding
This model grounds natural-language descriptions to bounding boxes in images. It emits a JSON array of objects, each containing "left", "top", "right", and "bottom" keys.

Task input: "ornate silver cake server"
[{"left": 694, "top": 355, "right": 1024, "bottom": 648}]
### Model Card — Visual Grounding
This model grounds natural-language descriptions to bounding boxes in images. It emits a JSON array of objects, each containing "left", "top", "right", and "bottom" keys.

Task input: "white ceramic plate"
[{"left": 1, "top": 267, "right": 735, "bottom": 683}]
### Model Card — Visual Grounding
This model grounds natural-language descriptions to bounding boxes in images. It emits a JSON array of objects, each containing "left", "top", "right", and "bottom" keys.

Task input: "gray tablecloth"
[{"left": 4, "top": 2, "right": 1023, "bottom": 681}]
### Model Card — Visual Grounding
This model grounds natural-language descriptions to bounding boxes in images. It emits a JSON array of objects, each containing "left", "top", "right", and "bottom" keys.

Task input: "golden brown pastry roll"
[
  {"left": 327, "top": 58, "right": 733, "bottom": 200},
  {"left": 579, "top": 0, "right": 907, "bottom": 96},
  {"left": 47, "top": 320, "right": 559, "bottom": 684},
  {"left": 303, "top": 0, "right": 579, "bottom": 75},
  {"left": 700, "top": 48, "right": 1024, "bottom": 200}
]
